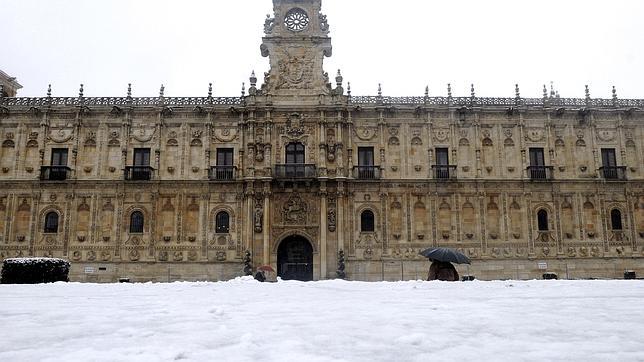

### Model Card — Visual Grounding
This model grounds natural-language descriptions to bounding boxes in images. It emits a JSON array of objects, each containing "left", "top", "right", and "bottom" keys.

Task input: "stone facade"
[
  {"left": 0, "top": 70, "right": 22, "bottom": 98},
  {"left": 0, "top": 0, "right": 643, "bottom": 282}
]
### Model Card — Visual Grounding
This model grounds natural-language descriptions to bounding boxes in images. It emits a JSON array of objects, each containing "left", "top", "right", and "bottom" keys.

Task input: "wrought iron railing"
[
  {"left": 209, "top": 166, "right": 236, "bottom": 181},
  {"left": 599, "top": 166, "right": 627, "bottom": 181},
  {"left": 274, "top": 164, "right": 317, "bottom": 179},
  {"left": 431, "top": 165, "right": 457, "bottom": 180},
  {"left": 40, "top": 166, "right": 72, "bottom": 181},
  {"left": 527, "top": 166, "right": 554, "bottom": 181},
  {"left": 125, "top": 166, "right": 154, "bottom": 181},
  {"left": 353, "top": 166, "right": 381, "bottom": 180}
]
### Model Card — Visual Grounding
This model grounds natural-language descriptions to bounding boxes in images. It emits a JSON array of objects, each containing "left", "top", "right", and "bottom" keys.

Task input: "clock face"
[{"left": 284, "top": 8, "right": 309, "bottom": 32}]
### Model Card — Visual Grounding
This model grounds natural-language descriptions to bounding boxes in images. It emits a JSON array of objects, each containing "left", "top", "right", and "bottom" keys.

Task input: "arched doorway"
[{"left": 277, "top": 235, "right": 313, "bottom": 281}]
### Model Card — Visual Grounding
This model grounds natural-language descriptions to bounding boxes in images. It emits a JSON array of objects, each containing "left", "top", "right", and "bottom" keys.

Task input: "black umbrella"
[{"left": 419, "top": 247, "right": 471, "bottom": 264}]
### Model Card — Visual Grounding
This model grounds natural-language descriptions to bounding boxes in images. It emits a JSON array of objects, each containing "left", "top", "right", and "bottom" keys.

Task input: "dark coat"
[{"left": 427, "top": 261, "right": 460, "bottom": 281}]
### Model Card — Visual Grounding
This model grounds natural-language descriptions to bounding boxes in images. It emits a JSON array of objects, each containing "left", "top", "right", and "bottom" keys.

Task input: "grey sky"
[{"left": 2, "top": 0, "right": 643, "bottom": 99}]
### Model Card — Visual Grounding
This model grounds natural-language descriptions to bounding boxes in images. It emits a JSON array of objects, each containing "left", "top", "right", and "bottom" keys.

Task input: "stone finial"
[
  {"left": 555, "top": 91, "right": 560, "bottom": 99},
  {"left": 377, "top": 83, "right": 382, "bottom": 97},
  {"left": 585, "top": 85, "right": 590, "bottom": 101},
  {"left": 241, "top": 82, "right": 246, "bottom": 97},
  {"left": 425, "top": 85, "right": 429, "bottom": 98},
  {"left": 515, "top": 84, "right": 520, "bottom": 100},
  {"left": 550, "top": 82, "right": 555, "bottom": 98},
  {"left": 347, "top": 82, "right": 351, "bottom": 97},
  {"left": 159, "top": 84, "right": 165, "bottom": 98},
  {"left": 47, "top": 84, "right": 52, "bottom": 98},
  {"left": 335, "top": 69, "right": 343, "bottom": 86},
  {"left": 470, "top": 84, "right": 476, "bottom": 99},
  {"left": 208, "top": 83, "right": 213, "bottom": 98},
  {"left": 447, "top": 83, "right": 452, "bottom": 98},
  {"left": 543, "top": 84, "right": 548, "bottom": 100},
  {"left": 612, "top": 86, "right": 618, "bottom": 101},
  {"left": 249, "top": 71, "right": 257, "bottom": 87},
  {"left": 127, "top": 83, "right": 132, "bottom": 98},
  {"left": 79, "top": 84, "right": 84, "bottom": 98}
]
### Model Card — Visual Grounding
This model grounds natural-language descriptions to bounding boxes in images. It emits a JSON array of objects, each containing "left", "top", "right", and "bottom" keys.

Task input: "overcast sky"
[{"left": 2, "top": 0, "right": 643, "bottom": 99}]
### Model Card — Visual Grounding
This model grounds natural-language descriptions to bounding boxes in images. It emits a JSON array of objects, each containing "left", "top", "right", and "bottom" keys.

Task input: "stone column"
[
  {"left": 262, "top": 183, "right": 271, "bottom": 266},
  {"left": 320, "top": 184, "right": 328, "bottom": 279}
]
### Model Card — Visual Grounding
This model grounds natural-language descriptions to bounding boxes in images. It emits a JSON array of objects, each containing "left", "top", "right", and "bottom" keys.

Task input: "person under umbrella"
[
  {"left": 427, "top": 259, "right": 459, "bottom": 281},
  {"left": 419, "top": 247, "right": 471, "bottom": 282}
]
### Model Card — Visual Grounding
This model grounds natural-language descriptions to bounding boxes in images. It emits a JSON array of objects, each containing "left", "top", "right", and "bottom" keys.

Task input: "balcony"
[
  {"left": 274, "top": 164, "right": 317, "bottom": 179},
  {"left": 431, "top": 165, "right": 457, "bottom": 180},
  {"left": 599, "top": 166, "right": 627, "bottom": 181},
  {"left": 209, "top": 166, "right": 237, "bottom": 181},
  {"left": 40, "top": 166, "right": 72, "bottom": 181},
  {"left": 527, "top": 166, "right": 554, "bottom": 181},
  {"left": 125, "top": 166, "right": 154, "bottom": 181},
  {"left": 353, "top": 166, "right": 381, "bottom": 180}
]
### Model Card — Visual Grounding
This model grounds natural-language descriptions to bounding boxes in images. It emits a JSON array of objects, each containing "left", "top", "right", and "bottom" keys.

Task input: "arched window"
[
  {"left": 361, "top": 210, "right": 375, "bottom": 232},
  {"left": 537, "top": 209, "right": 549, "bottom": 231},
  {"left": 611, "top": 209, "right": 623, "bottom": 230},
  {"left": 44, "top": 212, "right": 59, "bottom": 233},
  {"left": 216, "top": 211, "right": 230, "bottom": 234},
  {"left": 130, "top": 211, "right": 144, "bottom": 233},
  {"left": 286, "top": 142, "right": 305, "bottom": 164}
]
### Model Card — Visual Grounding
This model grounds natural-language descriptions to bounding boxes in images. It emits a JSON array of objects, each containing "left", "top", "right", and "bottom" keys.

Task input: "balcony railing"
[
  {"left": 353, "top": 166, "right": 381, "bottom": 180},
  {"left": 209, "top": 166, "right": 236, "bottom": 181},
  {"left": 40, "top": 166, "right": 72, "bottom": 181},
  {"left": 599, "top": 166, "right": 627, "bottom": 181},
  {"left": 274, "top": 164, "right": 317, "bottom": 179},
  {"left": 431, "top": 165, "right": 457, "bottom": 180},
  {"left": 125, "top": 166, "right": 154, "bottom": 181},
  {"left": 527, "top": 166, "right": 554, "bottom": 181}
]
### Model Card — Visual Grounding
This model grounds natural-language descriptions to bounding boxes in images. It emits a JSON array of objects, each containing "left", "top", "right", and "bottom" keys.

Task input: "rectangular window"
[
  {"left": 217, "top": 148, "right": 234, "bottom": 166},
  {"left": 358, "top": 147, "right": 374, "bottom": 166},
  {"left": 529, "top": 148, "right": 545, "bottom": 167},
  {"left": 133, "top": 148, "right": 151, "bottom": 166},
  {"left": 51, "top": 148, "right": 68, "bottom": 166},
  {"left": 435, "top": 148, "right": 449, "bottom": 165},
  {"left": 601, "top": 148, "right": 617, "bottom": 167}
]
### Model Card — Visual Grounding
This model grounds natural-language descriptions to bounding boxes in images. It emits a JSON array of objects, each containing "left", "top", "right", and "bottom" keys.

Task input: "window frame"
[
  {"left": 610, "top": 209, "right": 623, "bottom": 230},
  {"left": 537, "top": 209, "right": 549, "bottom": 231},
  {"left": 285, "top": 142, "right": 305, "bottom": 164},
  {"left": 216, "top": 148, "right": 234, "bottom": 166},
  {"left": 133, "top": 148, "right": 151, "bottom": 167}
]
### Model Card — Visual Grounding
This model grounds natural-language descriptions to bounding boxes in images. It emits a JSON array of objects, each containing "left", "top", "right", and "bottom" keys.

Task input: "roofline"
[{"left": 0, "top": 69, "right": 23, "bottom": 89}]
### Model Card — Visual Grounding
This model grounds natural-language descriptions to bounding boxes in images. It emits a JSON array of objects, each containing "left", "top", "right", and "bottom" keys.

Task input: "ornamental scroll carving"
[
  {"left": 47, "top": 128, "right": 74, "bottom": 143},
  {"left": 213, "top": 128, "right": 238, "bottom": 143},
  {"left": 525, "top": 128, "right": 545, "bottom": 142},
  {"left": 131, "top": 126, "right": 156, "bottom": 143},
  {"left": 596, "top": 129, "right": 616, "bottom": 142},
  {"left": 354, "top": 126, "right": 378, "bottom": 141},
  {"left": 327, "top": 197, "right": 337, "bottom": 232}
]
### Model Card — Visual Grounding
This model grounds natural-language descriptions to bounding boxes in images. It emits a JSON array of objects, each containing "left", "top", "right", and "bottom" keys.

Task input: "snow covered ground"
[{"left": 1, "top": 279, "right": 643, "bottom": 362}]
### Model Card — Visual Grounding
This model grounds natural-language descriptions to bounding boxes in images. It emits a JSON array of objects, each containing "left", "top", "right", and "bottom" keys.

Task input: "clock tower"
[{"left": 260, "top": 0, "right": 333, "bottom": 98}]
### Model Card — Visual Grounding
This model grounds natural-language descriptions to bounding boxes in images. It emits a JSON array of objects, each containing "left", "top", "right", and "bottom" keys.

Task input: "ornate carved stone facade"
[{"left": 0, "top": 0, "right": 643, "bottom": 281}]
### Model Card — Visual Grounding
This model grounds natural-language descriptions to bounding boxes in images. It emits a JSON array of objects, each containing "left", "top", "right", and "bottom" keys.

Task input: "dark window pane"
[
  {"left": 529, "top": 148, "right": 545, "bottom": 166},
  {"left": 286, "top": 142, "right": 305, "bottom": 164},
  {"left": 216, "top": 211, "right": 230, "bottom": 233},
  {"left": 435, "top": 148, "right": 449, "bottom": 165},
  {"left": 134, "top": 149, "right": 150, "bottom": 166},
  {"left": 361, "top": 210, "right": 375, "bottom": 232},
  {"left": 130, "top": 211, "right": 144, "bottom": 233},
  {"left": 217, "top": 148, "right": 234, "bottom": 166},
  {"left": 44, "top": 212, "right": 59, "bottom": 233},
  {"left": 611, "top": 209, "right": 622, "bottom": 230},
  {"left": 358, "top": 147, "right": 374, "bottom": 166},
  {"left": 601, "top": 149, "right": 617, "bottom": 167},
  {"left": 51, "top": 149, "right": 68, "bottom": 166},
  {"left": 537, "top": 210, "right": 548, "bottom": 231}
]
